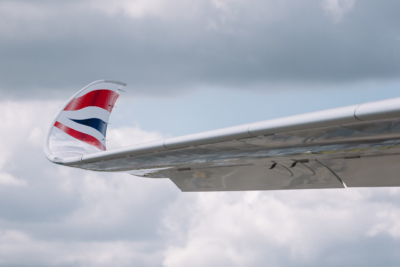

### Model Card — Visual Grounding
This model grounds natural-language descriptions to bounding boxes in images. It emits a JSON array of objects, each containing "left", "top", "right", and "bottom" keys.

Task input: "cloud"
[
  {"left": 89, "top": 0, "right": 195, "bottom": 19},
  {"left": 367, "top": 207, "right": 400, "bottom": 239},
  {"left": 107, "top": 126, "right": 164, "bottom": 149},
  {"left": 0, "top": 173, "right": 27, "bottom": 187},
  {"left": 0, "top": 229, "right": 162, "bottom": 266},
  {"left": 162, "top": 189, "right": 400, "bottom": 267},
  {"left": 322, "top": 0, "right": 357, "bottom": 23},
  {"left": 0, "top": 0, "right": 400, "bottom": 99}
]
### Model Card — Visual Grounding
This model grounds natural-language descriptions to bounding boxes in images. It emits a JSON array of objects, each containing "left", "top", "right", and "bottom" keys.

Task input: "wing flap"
[
  {"left": 165, "top": 159, "right": 344, "bottom": 192},
  {"left": 320, "top": 154, "right": 400, "bottom": 188}
]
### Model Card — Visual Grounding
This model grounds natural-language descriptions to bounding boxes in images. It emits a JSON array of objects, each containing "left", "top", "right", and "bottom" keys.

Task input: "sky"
[{"left": 1, "top": 0, "right": 400, "bottom": 266}]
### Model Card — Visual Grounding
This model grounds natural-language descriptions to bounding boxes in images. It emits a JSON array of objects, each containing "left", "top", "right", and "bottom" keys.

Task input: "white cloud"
[
  {"left": 81, "top": 0, "right": 204, "bottom": 21},
  {"left": 0, "top": 172, "right": 27, "bottom": 187},
  {"left": 367, "top": 207, "right": 400, "bottom": 239},
  {"left": 162, "top": 189, "right": 400, "bottom": 266},
  {"left": 0, "top": 229, "right": 162, "bottom": 266},
  {"left": 107, "top": 125, "right": 164, "bottom": 149},
  {"left": 322, "top": 0, "right": 357, "bottom": 23},
  {"left": 0, "top": 100, "right": 62, "bottom": 176},
  {"left": 89, "top": 0, "right": 168, "bottom": 19}
]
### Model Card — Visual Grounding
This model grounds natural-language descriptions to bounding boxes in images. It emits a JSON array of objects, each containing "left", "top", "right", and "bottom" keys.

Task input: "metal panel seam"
[
  {"left": 247, "top": 125, "right": 255, "bottom": 136},
  {"left": 315, "top": 159, "right": 346, "bottom": 188},
  {"left": 353, "top": 104, "right": 364, "bottom": 122}
]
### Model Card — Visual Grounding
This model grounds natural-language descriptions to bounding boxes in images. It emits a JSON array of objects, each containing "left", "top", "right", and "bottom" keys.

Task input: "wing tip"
[{"left": 44, "top": 79, "right": 126, "bottom": 165}]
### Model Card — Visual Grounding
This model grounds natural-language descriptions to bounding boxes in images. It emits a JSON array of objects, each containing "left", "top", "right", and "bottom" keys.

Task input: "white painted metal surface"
[{"left": 44, "top": 80, "right": 126, "bottom": 160}]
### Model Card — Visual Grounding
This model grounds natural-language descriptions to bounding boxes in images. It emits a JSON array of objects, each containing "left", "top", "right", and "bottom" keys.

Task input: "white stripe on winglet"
[
  {"left": 61, "top": 106, "right": 111, "bottom": 122},
  {"left": 56, "top": 116, "right": 106, "bottom": 145}
]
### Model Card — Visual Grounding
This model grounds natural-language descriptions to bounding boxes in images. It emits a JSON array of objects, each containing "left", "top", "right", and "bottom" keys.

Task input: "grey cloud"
[
  {"left": 0, "top": 0, "right": 400, "bottom": 99},
  {"left": 161, "top": 189, "right": 400, "bottom": 267},
  {"left": 0, "top": 101, "right": 177, "bottom": 246},
  {"left": 0, "top": 156, "right": 179, "bottom": 243}
]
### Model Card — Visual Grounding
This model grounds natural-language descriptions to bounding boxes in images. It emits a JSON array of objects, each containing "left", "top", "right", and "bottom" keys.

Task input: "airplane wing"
[{"left": 44, "top": 80, "right": 400, "bottom": 191}]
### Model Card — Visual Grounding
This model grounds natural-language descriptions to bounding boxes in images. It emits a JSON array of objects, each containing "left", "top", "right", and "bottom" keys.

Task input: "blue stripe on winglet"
[{"left": 69, "top": 118, "right": 108, "bottom": 136}]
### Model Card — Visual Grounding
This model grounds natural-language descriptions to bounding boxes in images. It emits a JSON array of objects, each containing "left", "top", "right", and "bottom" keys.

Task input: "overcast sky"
[
  {"left": 1, "top": 0, "right": 400, "bottom": 266},
  {"left": 1, "top": 0, "right": 400, "bottom": 99}
]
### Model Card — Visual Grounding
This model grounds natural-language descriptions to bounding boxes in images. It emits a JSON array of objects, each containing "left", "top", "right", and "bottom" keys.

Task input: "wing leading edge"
[{"left": 45, "top": 81, "right": 400, "bottom": 191}]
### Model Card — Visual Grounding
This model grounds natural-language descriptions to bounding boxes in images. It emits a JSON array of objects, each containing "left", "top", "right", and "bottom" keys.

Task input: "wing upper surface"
[{"left": 73, "top": 119, "right": 400, "bottom": 191}]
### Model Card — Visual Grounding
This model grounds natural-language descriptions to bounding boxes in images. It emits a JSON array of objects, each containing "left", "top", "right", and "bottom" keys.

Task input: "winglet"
[{"left": 44, "top": 80, "right": 126, "bottom": 163}]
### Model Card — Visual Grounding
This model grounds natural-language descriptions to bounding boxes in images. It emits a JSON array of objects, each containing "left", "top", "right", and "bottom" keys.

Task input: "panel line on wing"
[{"left": 315, "top": 159, "right": 345, "bottom": 187}]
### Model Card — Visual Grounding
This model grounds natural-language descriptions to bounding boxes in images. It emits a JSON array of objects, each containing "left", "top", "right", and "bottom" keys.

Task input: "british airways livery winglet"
[{"left": 44, "top": 80, "right": 126, "bottom": 160}]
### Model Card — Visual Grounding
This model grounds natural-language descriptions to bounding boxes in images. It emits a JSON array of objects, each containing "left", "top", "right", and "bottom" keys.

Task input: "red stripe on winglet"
[
  {"left": 64, "top": 90, "right": 119, "bottom": 112},
  {"left": 54, "top": 121, "right": 106, "bottom": 151}
]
